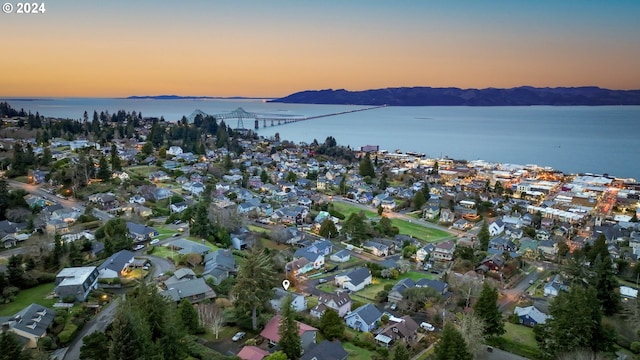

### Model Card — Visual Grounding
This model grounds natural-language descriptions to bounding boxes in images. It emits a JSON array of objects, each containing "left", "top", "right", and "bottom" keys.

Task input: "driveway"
[
  {"left": 141, "top": 254, "right": 176, "bottom": 278},
  {"left": 62, "top": 297, "right": 121, "bottom": 360},
  {"left": 499, "top": 269, "right": 542, "bottom": 312}
]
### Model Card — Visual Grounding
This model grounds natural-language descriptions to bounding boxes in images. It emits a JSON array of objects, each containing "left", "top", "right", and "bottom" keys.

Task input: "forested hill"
[{"left": 270, "top": 86, "right": 640, "bottom": 106}]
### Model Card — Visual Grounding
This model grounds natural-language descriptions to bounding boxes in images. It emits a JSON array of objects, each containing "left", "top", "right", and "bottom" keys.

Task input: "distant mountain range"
[
  {"left": 124, "top": 95, "right": 270, "bottom": 100},
  {"left": 270, "top": 86, "right": 640, "bottom": 106}
]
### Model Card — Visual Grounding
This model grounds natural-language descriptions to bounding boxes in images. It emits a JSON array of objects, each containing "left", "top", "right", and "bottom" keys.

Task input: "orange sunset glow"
[{"left": 1, "top": 1, "right": 639, "bottom": 97}]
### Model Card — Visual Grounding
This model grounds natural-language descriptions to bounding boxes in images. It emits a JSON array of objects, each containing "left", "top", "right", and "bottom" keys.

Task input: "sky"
[{"left": 1, "top": 0, "right": 639, "bottom": 97}]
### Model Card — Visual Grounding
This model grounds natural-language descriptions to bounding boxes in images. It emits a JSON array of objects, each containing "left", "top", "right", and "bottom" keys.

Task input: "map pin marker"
[{"left": 282, "top": 279, "right": 290, "bottom": 290}]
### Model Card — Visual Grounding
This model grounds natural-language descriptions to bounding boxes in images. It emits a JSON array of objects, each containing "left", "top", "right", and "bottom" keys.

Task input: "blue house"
[
  {"left": 514, "top": 305, "right": 549, "bottom": 327},
  {"left": 345, "top": 303, "right": 383, "bottom": 332}
]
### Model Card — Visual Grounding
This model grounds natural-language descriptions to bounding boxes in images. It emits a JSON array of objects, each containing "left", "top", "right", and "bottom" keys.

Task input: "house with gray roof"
[
  {"left": 0, "top": 304, "right": 55, "bottom": 348},
  {"left": 164, "top": 268, "right": 197, "bottom": 287},
  {"left": 161, "top": 278, "right": 216, "bottom": 304},
  {"left": 345, "top": 303, "right": 383, "bottom": 332},
  {"left": 97, "top": 250, "right": 135, "bottom": 279},
  {"left": 330, "top": 249, "right": 351, "bottom": 263},
  {"left": 126, "top": 222, "right": 158, "bottom": 243},
  {"left": 270, "top": 288, "right": 307, "bottom": 313},
  {"left": 54, "top": 266, "right": 99, "bottom": 302},
  {"left": 334, "top": 268, "right": 372, "bottom": 292},
  {"left": 362, "top": 240, "right": 389, "bottom": 257},
  {"left": 310, "top": 291, "right": 352, "bottom": 318},
  {"left": 300, "top": 340, "right": 348, "bottom": 360},
  {"left": 514, "top": 305, "right": 550, "bottom": 327},
  {"left": 166, "top": 238, "right": 211, "bottom": 256},
  {"left": 202, "top": 249, "right": 237, "bottom": 285}
]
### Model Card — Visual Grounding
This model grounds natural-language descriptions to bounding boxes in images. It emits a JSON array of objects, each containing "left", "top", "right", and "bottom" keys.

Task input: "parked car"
[
  {"left": 318, "top": 279, "right": 328, "bottom": 284},
  {"left": 133, "top": 244, "right": 145, "bottom": 251},
  {"left": 390, "top": 303, "right": 397, "bottom": 310},
  {"left": 150, "top": 239, "right": 160, "bottom": 245},
  {"left": 420, "top": 322, "right": 435, "bottom": 331},
  {"left": 232, "top": 332, "right": 246, "bottom": 342}
]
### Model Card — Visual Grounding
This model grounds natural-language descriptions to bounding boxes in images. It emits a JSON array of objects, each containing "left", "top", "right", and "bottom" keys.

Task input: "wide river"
[{"left": 4, "top": 98, "right": 640, "bottom": 180}]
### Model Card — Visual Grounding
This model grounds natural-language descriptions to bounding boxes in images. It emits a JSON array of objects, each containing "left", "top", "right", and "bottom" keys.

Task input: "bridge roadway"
[{"left": 252, "top": 104, "right": 386, "bottom": 129}]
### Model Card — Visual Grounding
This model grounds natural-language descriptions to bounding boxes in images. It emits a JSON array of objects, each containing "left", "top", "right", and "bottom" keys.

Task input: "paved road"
[
  {"left": 498, "top": 268, "right": 542, "bottom": 312},
  {"left": 7, "top": 179, "right": 113, "bottom": 221},
  {"left": 62, "top": 297, "right": 121, "bottom": 360}
]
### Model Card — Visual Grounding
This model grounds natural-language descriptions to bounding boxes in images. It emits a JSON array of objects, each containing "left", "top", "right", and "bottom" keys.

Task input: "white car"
[
  {"left": 150, "top": 239, "right": 160, "bottom": 245},
  {"left": 133, "top": 244, "right": 145, "bottom": 251},
  {"left": 232, "top": 332, "right": 246, "bottom": 342},
  {"left": 420, "top": 322, "right": 435, "bottom": 331}
]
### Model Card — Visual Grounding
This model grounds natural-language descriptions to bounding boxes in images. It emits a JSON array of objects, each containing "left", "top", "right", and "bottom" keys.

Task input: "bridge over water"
[{"left": 187, "top": 105, "right": 386, "bottom": 130}]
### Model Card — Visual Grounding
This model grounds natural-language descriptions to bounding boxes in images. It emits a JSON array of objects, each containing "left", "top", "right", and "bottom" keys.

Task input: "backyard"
[{"left": 0, "top": 282, "right": 57, "bottom": 316}]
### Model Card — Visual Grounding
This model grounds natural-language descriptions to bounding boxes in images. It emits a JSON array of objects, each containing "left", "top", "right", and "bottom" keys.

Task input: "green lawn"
[
  {"left": 331, "top": 202, "right": 450, "bottom": 242},
  {"left": 503, "top": 323, "right": 539, "bottom": 348},
  {"left": 343, "top": 341, "right": 377, "bottom": 360},
  {"left": 0, "top": 283, "right": 57, "bottom": 316}
]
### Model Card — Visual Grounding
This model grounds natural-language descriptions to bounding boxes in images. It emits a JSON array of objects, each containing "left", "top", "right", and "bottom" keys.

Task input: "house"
[
  {"left": 310, "top": 291, "right": 352, "bottom": 318},
  {"left": 54, "top": 266, "right": 99, "bottom": 302},
  {"left": 270, "top": 288, "right": 307, "bottom": 312},
  {"left": 286, "top": 257, "right": 314, "bottom": 277},
  {"left": 237, "top": 346, "right": 269, "bottom": 360},
  {"left": 330, "top": 249, "right": 351, "bottom": 263},
  {"left": 334, "top": 267, "right": 372, "bottom": 292},
  {"left": 476, "top": 253, "right": 505, "bottom": 273},
  {"left": 514, "top": 305, "right": 550, "bottom": 327},
  {"left": 452, "top": 218, "right": 472, "bottom": 230},
  {"left": 345, "top": 303, "right": 383, "bottom": 332},
  {"left": 387, "top": 278, "right": 449, "bottom": 304},
  {"left": 301, "top": 340, "right": 349, "bottom": 360},
  {"left": 161, "top": 278, "right": 216, "bottom": 304},
  {"left": 439, "top": 208, "right": 455, "bottom": 223},
  {"left": 537, "top": 240, "right": 558, "bottom": 257},
  {"left": 129, "top": 194, "right": 146, "bottom": 204},
  {"left": 489, "top": 219, "right": 505, "bottom": 236},
  {"left": 170, "top": 202, "right": 188, "bottom": 213},
  {"left": 518, "top": 238, "right": 538, "bottom": 258},
  {"left": 433, "top": 240, "right": 456, "bottom": 261},
  {"left": 202, "top": 249, "right": 237, "bottom": 285},
  {"left": 415, "top": 243, "right": 436, "bottom": 262},
  {"left": 0, "top": 304, "right": 55, "bottom": 348},
  {"left": 374, "top": 315, "right": 419, "bottom": 347},
  {"left": 423, "top": 206, "right": 440, "bottom": 220},
  {"left": 544, "top": 274, "right": 568, "bottom": 297},
  {"left": 293, "top": 248, "right": 325, "bottom": 270},
  {"left": 620, "top": 286, "right": 638, "bottom": 300},
  {"left": 164, "top": 268, "right": 197, "bottom": 287},
  {"left": 87, "top": 193, "right": 117, "bottom": 208},
  {"left": 363, "top": 240, "right": 389, "bottom": 257},
  {"left": 126, "top": 222, "right": 158, "bottom": 243},
  {"left": 97, "top": 250, "right": 135, "bottom": 279},
  {"left": 489, "top": 236, "right": 517, "bottom": 253},
  {"left": 236, "top": 345, "right": 269, "bottom": 360},
  {"left": 2, "top": 234, "right": 18, "bottom": 248},
  {"left": 260, "top": 315, "right": 318, "bottom": 350},
  {"left": 166, "top": 238, "right": 211, "bottom": 256},
  {"left": 167, "top": 146, "right": 183, "bottom": 156},
  {"left": 149, "top": 170, "right": 170, "bottom": 182}
]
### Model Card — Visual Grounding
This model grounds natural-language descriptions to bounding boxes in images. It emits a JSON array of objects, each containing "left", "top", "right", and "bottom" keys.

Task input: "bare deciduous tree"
[
  {"left": 198, "top": 303, "right": 225, "bottom": 339},
  {"left": 456, "top": 312, "right": 486, "bottom": 355}
]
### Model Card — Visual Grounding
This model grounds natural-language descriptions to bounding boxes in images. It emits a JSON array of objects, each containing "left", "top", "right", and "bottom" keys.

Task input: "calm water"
[{"left": 4, "top": 98, "right": 640, "bottom": 180}]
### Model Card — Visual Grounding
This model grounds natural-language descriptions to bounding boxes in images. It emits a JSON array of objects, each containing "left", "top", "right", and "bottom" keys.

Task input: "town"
[{"left": 1, "top": 103, "right": 639, "bottom": 360}]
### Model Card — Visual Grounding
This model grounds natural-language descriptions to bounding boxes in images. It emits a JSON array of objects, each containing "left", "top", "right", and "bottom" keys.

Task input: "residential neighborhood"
[{"left": 0, "top": 105, "right": 639, "bottom": 360}]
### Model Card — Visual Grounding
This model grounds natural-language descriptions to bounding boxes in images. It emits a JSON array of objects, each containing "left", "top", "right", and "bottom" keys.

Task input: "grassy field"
[
  {"left": 331, "top": 202, "right": 450, "bottom": 242},
  {"left": 0, "top": 283, "right": 57, "bottom": 316},
  {"left": 503, "top": 323, "right": 538, "bottom": 348},
  {"left": 342, "top": 341, "right": 377, "bottom": 360}
]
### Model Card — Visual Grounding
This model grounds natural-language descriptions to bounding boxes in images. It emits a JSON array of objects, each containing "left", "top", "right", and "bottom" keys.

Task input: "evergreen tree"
[
  {"left": 341, "top": 212, "right": 368, "bottom": 244},
  {"left": 260, "top": 169, "right": 270, "bottom": 183},
  {"left": 318, "top": 218, "right": 338, "bottom": 239},
  {"left": 434, "top": 322, "right": 473, "bottom": 360},
  {"left": 110, "top": 144, "right": 122, "bottom": 171},
  {"left": 392, "top": 343, "right": 411, "bottom": 360},
  {"left": 7, "top": 255, "right": 24, "bottom": 288},
  {"left": 540, "top": 285, "right": 614, "bottom": 358},
  {"left": 40, "top": 147, "right": 52, "bottom": 167},
  {"left": 592, "top": 254, "right": 620, "bottom": 316},
  {"left": 231, "top": 248, "right": 278, "bottom": 330},
  {"left": 0, "top": 331, "right": 32, "bottom": 360},
  {"left": 587, "top": 234, "right": 609, "bottom": 264},
  {"left": 80, "top": 331, "right": 109, "bottom": 360},
  {"left": 473, "top": 283, "right": 504, "bottom": 337},
  {"left": 97, "top": 155, "right": 111, "bottom": 181},
  {"left": 478, "top": 221, "right": 490, "bottom": 251},
  {"left": 319, "top": 308, "right": 344, "bottom": 340},
  {"left": 95, "top": 218, "right": 133, "bottom": 256},
  {"left": 108, "top": 304, "right": 153, "bottom": 360},
  {"left": 178, "top": 299, "right": 202, "bottom": 334},
  {"left": 278, "top": 295, "right": 302, "bottom": 360},
  {"left": 359, "top": 153, "right": 375, "bottom": 178},
  {"left": 413, "top": 191, "right": 426, "bottom": 210}
]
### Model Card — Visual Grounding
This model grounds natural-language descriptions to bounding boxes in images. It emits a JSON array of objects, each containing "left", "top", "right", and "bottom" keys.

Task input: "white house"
[
  {"left": 489, "top": 219, "right": 505, "bottom": 236},
  {"left": 334, "top": 268, "right": 372, "bottom": 292},
  {"left": 270, "top": 288, "right": 307, "bottom": 312},
  {"left": 167, "top": 146, "right": 184, "bottom": 156},
  {"left": 330, "top": 249, "right": 351, "bottom": 263}
]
